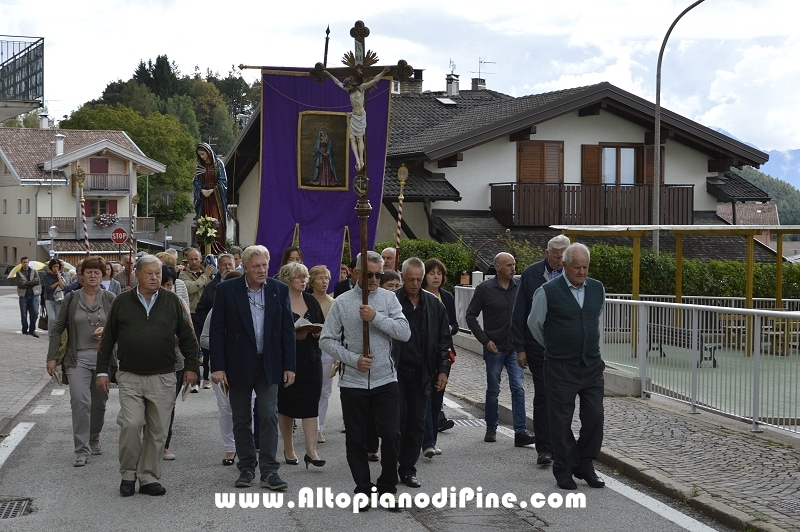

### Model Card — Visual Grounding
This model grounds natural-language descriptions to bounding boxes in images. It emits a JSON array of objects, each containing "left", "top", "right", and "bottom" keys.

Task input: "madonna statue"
[{"left": 193, "top": 142, "right": 228, "bottom": 253}]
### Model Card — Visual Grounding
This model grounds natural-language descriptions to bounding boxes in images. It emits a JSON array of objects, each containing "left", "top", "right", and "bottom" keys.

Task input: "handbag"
[{"left": 38, "top": 303, "right": 48, "bottom": 331}]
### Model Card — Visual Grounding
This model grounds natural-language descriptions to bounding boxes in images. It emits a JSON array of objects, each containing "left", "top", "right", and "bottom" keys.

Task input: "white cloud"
[{"left": 700, "top": 37, "right": 800, "bottom": 151}]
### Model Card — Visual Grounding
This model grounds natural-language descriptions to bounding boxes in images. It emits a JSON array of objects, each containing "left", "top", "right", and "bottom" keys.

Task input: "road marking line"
[
  {"left": 445, "top": 395, "right": 718, "bottom": 532},
  {"left": 31, "top": 405, "right": 51, "bottom": 414},
  {"left": 0, "top": 422, "right": 35, "bottom": 469},
  {"left": 51, "top": 389, "right": 65, "bottom": 396},
  {"left": 603, "top": 476, "right": 719, "bottom": 532}
]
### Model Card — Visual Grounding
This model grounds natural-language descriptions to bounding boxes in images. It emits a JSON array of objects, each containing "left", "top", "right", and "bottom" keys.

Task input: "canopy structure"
[{"left": 551, "top": 225, "right": 800, "bottom": 308}]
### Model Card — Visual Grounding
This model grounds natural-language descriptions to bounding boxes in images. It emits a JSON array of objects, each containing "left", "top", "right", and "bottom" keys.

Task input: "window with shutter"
[
  {"left": 643, "top": 146, "right": 666, "bottom": 184},
  {"left": 517, "top": 140, "right": 563, "bottom": 183},
  {"left": 581, "top": 145, "right": 601, "bottom": 184},
  {"left": 90, "top": 158, "right": 109, "bottom": 174},
  {"left": 108, "top": 200, "right": 117, "bottom": 214}
]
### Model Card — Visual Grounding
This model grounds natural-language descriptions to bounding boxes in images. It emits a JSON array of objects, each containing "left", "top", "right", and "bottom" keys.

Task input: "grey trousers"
[
  {"left": 45, "top": 300, "right": 62, "bottom": 332},
  {"left": 65, "top": 365, "right": 108, "bottom": 457},
  {"left": 116, "top": 371, "right": 176, "bottom": 485}
]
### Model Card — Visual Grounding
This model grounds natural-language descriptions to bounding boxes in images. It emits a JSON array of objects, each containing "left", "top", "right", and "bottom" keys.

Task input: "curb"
[{"left": 451, "top": 348, "right": 792, "bottom": 532}]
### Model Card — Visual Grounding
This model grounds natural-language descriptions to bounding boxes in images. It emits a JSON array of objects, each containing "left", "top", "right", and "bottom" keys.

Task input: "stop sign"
[{"left": 111, "top": 227, "right": 128, "bottom": 244}]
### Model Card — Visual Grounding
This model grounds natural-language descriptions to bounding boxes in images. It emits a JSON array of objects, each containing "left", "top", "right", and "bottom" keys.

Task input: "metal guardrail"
[
  {"left": 607, "top": 293, "right": 800, "bottom": 311},
  {"left": 604, "top": 299, "right": 800, "bottom": 434}
]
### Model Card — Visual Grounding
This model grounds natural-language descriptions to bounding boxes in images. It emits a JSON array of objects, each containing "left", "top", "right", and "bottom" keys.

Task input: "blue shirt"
[
  {"left": 136, "top": 288, "right": 160, "bottom": 317},
  {"left": 247, "top": 283, "right": 265, "bottom": 355}
]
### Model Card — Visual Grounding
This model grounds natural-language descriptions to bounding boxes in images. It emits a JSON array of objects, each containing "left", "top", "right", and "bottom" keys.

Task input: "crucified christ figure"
[{"left": 325, "top": 66, "right": 390, "bottom": 171}]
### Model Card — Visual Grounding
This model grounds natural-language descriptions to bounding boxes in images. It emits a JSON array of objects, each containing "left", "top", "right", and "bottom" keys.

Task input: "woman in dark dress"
[{"left": 277, "top": 262, "right": 325, "bottom": 468}]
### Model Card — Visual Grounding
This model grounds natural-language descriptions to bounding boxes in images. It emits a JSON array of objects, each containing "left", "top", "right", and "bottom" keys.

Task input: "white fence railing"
[
  {"left": 454, "top": 284, "right": 800, "bottom": 433},
  {"left": 605, "top": 300, "right": 800, "bottom": 433}
]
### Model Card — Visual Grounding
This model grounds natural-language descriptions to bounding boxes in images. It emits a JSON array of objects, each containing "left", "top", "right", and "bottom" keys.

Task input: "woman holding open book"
[{"left": 277, "top": 262, "right": 326, "bottom": 468}]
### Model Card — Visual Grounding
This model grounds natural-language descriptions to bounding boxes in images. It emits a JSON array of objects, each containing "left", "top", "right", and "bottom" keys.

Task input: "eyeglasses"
[
  {"left": 291, "top": 276, "right": 308, "bottom": 282},
  {"left": 365, "top": 271, "right": 385, "bottom": 279}
]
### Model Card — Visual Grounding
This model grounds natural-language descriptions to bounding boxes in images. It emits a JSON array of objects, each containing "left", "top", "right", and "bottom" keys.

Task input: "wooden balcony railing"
[
  {"left": 38, "top": 217, "right": 155, "bottom": 239},
  {"left": 490, "top": 183, "right": 694, "bottom": 227},
  {"left": 85, "top": 174, "right": 130, "bottom": 191}
]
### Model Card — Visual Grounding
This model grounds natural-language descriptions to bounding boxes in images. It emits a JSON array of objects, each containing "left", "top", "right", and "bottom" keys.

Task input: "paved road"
[{"left": 0, "top": 375, "right": 727, "bottom": 531}]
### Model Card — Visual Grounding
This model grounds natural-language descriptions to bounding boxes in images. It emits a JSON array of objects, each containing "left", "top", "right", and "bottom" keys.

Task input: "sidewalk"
[
  {"left": 0, "top": 288, "right": 51, "bottom": 433},
  {"left": 448, "top": 332, "right": 799, "bottom": 532}
]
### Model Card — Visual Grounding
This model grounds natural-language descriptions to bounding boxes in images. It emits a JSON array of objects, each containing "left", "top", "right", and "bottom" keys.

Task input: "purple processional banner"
[{"left": 258, "top": 67, "right": 391, "bottom": 278}]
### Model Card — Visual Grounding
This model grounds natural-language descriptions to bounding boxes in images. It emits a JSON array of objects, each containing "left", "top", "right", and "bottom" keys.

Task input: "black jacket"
[
  {"left": 333, "top": 278, "right": 354, "bottom": 299},
  {"left": 392, "top": 287, "right": 451, "bottom": 391},
  {"left": 511, "top": 259, "right": 549, "bottom": 354}
]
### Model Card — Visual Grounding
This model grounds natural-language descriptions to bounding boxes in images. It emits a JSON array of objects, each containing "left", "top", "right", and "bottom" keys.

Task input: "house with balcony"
[
  {"left": 0, "top": 126, "right": 165, "bottom": 266},
  {"left": 223, "top": 72, "right": 774, "bottom": 265}
]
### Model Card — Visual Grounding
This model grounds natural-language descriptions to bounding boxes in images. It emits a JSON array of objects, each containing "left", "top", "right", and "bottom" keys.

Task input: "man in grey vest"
[{"left": 528, "top": 243, "right": 605, "bottom": 491}]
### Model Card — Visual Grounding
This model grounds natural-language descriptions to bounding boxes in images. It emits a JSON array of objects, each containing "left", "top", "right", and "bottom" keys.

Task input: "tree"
[
  {"left": 3, "top": 108, "right": 42, "bottom": 128},
  {"left": 132, "top": 55, "right": 180, "bottom": 100},
  {"left": 98, "top": 80, "right": 159, "bottom": 117},
  {"left": 60, "top": 104, "right": 196, "bottom": 229},
  {"left": 161, "top": 94, "right": 201, "bottom": 142},
  {"left": 188, "top": 78, "right": 236, "bottom": 153}
]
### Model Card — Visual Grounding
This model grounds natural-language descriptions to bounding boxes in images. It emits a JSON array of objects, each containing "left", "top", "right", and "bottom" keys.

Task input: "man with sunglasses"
[{"left": 320, "top": 251, "right": 410, "bottom": 510}]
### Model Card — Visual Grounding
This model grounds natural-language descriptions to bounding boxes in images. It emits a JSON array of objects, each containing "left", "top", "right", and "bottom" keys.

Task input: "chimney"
[
  {"left": 446, "top": 73, "right": 460, "bottom": 97},
  {"left": 55, "top": 133, "right": 65, "bottom": 156},
  {"left": 400, "top": 69, "right": 424, "bottom": 94},
  {"left": 472, "top": 77, "right": 486, "bottom": 91},
  {"left": 38, "top": 114, "right": 49, "bottom": 129}
]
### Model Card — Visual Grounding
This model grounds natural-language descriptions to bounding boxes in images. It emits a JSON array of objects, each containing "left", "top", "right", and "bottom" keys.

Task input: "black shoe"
[
  {"left": 557, "top": 477, "right": 578, "bottom": 490},
  {"left": 235, "top": 470, "right": 254, "bottom": 488},
  {"left": 437, "top": 419, "right": 455, "bottom": 432},
  {"left": 29, "top": 331, "right": 39, "bottom": 338},
  {"left": 119, "top": 479, "right": 136, "bottom": 497},
  {"left": 537, "top": 451, "right": 553, "bottom": 465},
  {"left": 514, "top": 430, "right": 536, "bottom": 447},
  {"left": 574, "top": 470, "right": 605, "bottom": 488},
  {"left": 261, "top": 473, "right": 288, "bottom": 491},
  {"left": 139, "top": 482, "right": 166, "bottom": 496},
  {"left": 304, "top": 454, "right": 326, "bottom": 469},
  {"left": 284, "top": 452, "right": 299, "bottom": 465},
  {"left": 401, "top": 475, "right": 421, "bottom": 488},
  {"left": 484, "top": 426, "right": 496, "bottom": 443},
  {"left": 222, "top": 452, "right": 236, "bottom": 466}
]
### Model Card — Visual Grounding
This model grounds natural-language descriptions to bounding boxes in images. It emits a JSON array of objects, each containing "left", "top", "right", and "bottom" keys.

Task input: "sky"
[{"left": 2, "top": 0, "right": 799, "bottom": 155}]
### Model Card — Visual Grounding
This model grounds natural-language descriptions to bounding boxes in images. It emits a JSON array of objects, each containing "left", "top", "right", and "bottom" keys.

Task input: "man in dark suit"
[
  {"left": 333, "top": 258, "right": 359, "bottom": 298},
  {"left": 510, "top": 234, "right": 570, "bottom": 466},
  {"left": 210, "top": 245, "right": 296, "bottom": 491}
]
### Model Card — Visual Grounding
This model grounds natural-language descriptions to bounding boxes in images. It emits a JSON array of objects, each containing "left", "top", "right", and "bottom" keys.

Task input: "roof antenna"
[
  {"left": 470, "top": 57, "right": 496, "bottom": 78},
  {"left": 449, "top": 59, "right": 456, "bottom": 75}
]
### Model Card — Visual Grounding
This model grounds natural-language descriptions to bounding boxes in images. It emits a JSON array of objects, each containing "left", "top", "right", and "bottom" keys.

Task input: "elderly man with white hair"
[
  {"left": 210, "top": 245, "right": 296, "bottom": 491},
  {"left": 96, "top": 254, "right": 199, "bottom": 497},
  {"left": 528, "top": 242, "right": 606, "bottom": 491},
  {"left": 510, "top": 234, "right": 571, "bottom": 467}
]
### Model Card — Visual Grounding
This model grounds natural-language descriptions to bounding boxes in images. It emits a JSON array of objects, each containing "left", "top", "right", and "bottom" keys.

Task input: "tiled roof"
[
  {"left": 388, "top": 90, "right": 513, "bottom": 156},
  {"left": 434, "top": 211, "right": 779, "bottom": 268},
  {"left": 383, "top": 165, "right": 460, "bottom": 201},
  {"left": 0, "top": 128, "right": 140, "bottom": 181},
  {"left": 716, "top": 202, "right": 779, "bottom": 225},
  {"left": 389, "top": 85, "right": 599, "bottom": 157},
  {"left": 53, "top": 240, "right": 125, "bottom": 253},
  {"left": 706, "top": 170, "right": 771, "bottom": 202}
]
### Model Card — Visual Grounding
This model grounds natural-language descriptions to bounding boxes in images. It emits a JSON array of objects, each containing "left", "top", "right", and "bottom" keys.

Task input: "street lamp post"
[
  {"left": 49, "top": 140, "right": 55, "bottom": 257},
  {"left": 652, "top": 0, "right": 706, "bottom": 255},
  {"left": 394, "top": 164, "right": 408, "bottom": 272}
]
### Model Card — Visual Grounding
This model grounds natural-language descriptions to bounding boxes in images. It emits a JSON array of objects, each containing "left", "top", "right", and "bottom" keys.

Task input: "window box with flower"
[{"left": 94, "top": 213, "right": 120, "bottom": 228}]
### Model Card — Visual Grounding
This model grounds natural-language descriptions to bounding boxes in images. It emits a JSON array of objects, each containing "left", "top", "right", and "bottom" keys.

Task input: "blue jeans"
[
  {"left": 483, "top": 348, "right": 527, "bottom": 433},
  {"left": 19, "top": 294, "right": 38, "bottom": 335},
  {"left": 421, "top": 388, "right": 445, "bottom": 450}
]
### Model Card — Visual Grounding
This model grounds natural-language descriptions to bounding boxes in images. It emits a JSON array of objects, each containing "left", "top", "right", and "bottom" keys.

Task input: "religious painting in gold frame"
[{"left": 297, "top": 111, "right": 349, "bottom": 191}]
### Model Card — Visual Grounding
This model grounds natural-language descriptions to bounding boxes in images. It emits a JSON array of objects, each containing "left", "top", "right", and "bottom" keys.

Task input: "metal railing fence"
[{"left": 604, "top": 299, "right": 800, "bottom": 434}]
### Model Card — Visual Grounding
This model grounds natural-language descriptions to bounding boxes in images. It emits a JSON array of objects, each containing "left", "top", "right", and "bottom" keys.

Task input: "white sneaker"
[
  {"left": 423, "top": 447, "right": 435, "bottom": 458},
  {"left": 190, "top": 385, "right": 199, "bottom": 393},
  {"left": 202, "top": 380, "right": 212, "bottom": 389},
  {"left": 434, "top": 447, "right": 442, "bottom": 455}
]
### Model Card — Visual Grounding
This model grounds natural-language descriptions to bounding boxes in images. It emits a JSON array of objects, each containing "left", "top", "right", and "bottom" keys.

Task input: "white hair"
[
  {"left": 547, "top": 234, "right": 571, "bottom": 252},
  {"left": 401, "top": 257, "right": 425, "bottom": 275},
  {"left": 355, "top": 251, "right": 383, "bottom": 271},
  {"left": 563, "top": 243, "right": 590, "bottom": 266},
  {"left": 242, "top": 245, "right": 270, "bottom": 266}
]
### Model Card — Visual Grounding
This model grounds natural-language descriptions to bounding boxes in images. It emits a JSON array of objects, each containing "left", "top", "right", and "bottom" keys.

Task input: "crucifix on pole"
[{"left": 309, "top": 20, "right": 413, "bottom": 357}]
